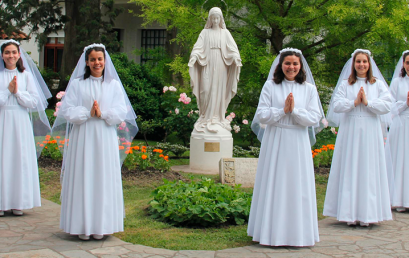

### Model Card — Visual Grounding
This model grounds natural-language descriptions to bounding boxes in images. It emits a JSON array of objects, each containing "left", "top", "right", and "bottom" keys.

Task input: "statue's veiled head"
[{"left": 204, "top": 7, "right": 226, "bottom": 29}]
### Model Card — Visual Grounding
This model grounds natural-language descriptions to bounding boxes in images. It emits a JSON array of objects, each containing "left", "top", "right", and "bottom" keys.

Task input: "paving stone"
[
  {"left": 90, "top": 246, "right": 131, "bottom": 256},
  {"left": 176, "top": 250, "right": 216, "bottom": 257},
  {"left": 0, "top": 248, "right": 64, "bottom": 258},
  {"left": 61, "top": 250, "right": 97, "bottom": 258}
]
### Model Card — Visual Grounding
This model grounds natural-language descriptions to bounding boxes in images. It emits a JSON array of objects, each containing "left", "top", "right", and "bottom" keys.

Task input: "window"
[
  {"left": 44, "top": 37, "right": 64, "bottom": 72},
  {"left": 141, "top": 29, "right": 166, "bottom": 64}
]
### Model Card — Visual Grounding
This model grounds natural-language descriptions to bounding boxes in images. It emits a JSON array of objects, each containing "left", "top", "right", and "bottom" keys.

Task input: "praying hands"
[
  {"left": 284, "top": 93, "right": 294, "bottom": 114},
  {"left": 354, "top": 87, "right": 368, "bottom": 106},
  {"left": 90, "top": 100, "right": 101, "bottom": 118},
  {"left": 8, "top": 76, "right": 18, "bottom": 94}
]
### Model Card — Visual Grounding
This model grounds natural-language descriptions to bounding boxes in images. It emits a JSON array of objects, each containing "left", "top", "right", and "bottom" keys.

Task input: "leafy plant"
[
  {"left": 312, "top": 144, "right": 335, "bottom": 168},
  {"left": 156, "top": 142, "right": 188, "bottom": 158},
  {"left": 149, "top": 178, "right": 252, "bottom": 227},
  {"left": 233, "top": 145, "right": 249, "bottom": 157}
]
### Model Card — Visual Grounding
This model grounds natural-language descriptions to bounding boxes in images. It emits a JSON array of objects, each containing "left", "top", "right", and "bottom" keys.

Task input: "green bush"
[
  {"left": 156, "top": 142, "right": 188, "bottom": 157},
  {"left": 233, "top": 145, "right": 249, "bottom": 157},
  {"left": 148, "top": 178, "right": 252, "bottom": 227}
]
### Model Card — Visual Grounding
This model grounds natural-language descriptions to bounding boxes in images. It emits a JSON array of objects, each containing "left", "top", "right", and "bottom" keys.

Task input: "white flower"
[
  {"left": 321, "top": 118, "right": 329, "bottom": 128},
  {"left": 330, "top": 127, "right": 337, "bottom": 134},
  {"left": 233, "top": 125, "right": 240, "bottom": 133},
  {"left": 175, "top": 108, "right": 179, "bottom": 114},
  {"left": 163, "top": 86, "right": 169, "bottom": 93},
  {"left": 230, "top": 112, "right": 236, "bottom": 118},
  {"left": 194, "top": 110, "right": 199, "bottom": 114},
  {"left": 226, "top": 115, "right": 233, "bottom": 122},
  {"left": 169, "top": 86, "right": 177, "bottom": 92}
]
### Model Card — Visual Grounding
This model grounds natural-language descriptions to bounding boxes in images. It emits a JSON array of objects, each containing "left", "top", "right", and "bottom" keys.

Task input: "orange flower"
[
  {"left": 56, "top": 136, "right": 61, "bottom": 139},
  {"left": 315, "top": 149, "right": 322, "bottom": 153},
  {"left": 142, "top": 146, "right": 147, "bottom": 149},
  {"left": 119, "top": 146, "right": 125, "bottom": 150},
  {"left": 142, "top": 154, "right": 147, "bottom": 160},
  {"left": 59, "top": 145, "right": 63, "bottom": 148},
  {"left": 42, "top": 141, "right": 48, "bottom": 143},
  {"left": 40, "top": 144, "right": 44, "bottom": 147},
  {"left": 158, "top": 149, "right": 163, "bottom": 153},
  {"left": 133, "top": 146, "right": 140, "bottom": 150},
  {"left": 45, "top": 146, "right": 48, "bottom": 149},
  {"left": 164, "top": 155, "right": 169, "bottom": 161},
  {"left": 141, "top": 149, "right": 146, "bottom": 153},
  {"left": 60, "top": 140, "right": 65, "bottom": 144},
  {"left": 55, "top": 147, "right": 58, "bottom": 150},
  {"left": 125, "top": 150, "right": 133, "bottom": 154},
  {"left": 37, "top": 142, "right": 40, "bottom": 145},
  {"left": 159, "top": 154, "right": 164, "bottom": 158}
]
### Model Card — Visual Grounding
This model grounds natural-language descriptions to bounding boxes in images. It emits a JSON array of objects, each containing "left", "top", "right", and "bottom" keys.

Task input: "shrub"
[
  {"left": 249, "top": 146, "right": 260, "bottom": 157},
  {"left": 156, "top": 142, "right": 189, "bottom": 158},
  {"left": 121, "top": 144, "right": 170, "bottom": 172},
  {"left": 149, "top": 178, "right": 252, "bottom": 227},
  {"left": 312, "top": 144, "right": 335, "bottom": 168},
  {"left": 233, "top": 145, "right": 249, "bottom": 157},
  {"left": 39, "top": 135, "right": 63, "bottom": 161}
]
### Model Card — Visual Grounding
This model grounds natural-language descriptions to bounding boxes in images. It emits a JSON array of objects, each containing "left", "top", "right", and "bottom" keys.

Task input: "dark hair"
[
  {"left": 273, "top": 51, "right": 306, "bottom": 84},
  {"left": 348, "top": 51, "right": 375, "bottom": 85},
  {"left": 400, "top": 52, "right": 409, "bottom": 77},
  {"left": 1, "top": 42, "right": 25, "bottom": 72},
  {"left": 84, "top": 47, "right": 105, "bottom": 80}
]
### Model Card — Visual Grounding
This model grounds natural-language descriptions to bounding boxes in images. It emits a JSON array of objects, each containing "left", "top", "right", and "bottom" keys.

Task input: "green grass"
[{"left": 39, "top": 157, "right": 330, "bottom": 250}]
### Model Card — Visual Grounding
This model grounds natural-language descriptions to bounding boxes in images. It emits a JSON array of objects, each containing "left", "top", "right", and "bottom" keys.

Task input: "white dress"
[
  {"left": 59, "top": 76, "right": 127, "bottom": 235},
  {"left": 386, "top": 75, "right": 409, "bottom": 208},
  {"left": 247, "top": 79, "right": 321, "bottom": 246},
  {"left": 323, "top": 77, "right": 393, "bottom": 223},
  {"left": 0, "top": 68, "right": 41, "bottom": 210}
]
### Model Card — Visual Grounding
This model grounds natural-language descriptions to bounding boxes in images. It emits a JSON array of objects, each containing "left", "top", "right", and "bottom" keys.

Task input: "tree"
[
  {"left": 1, "top": 0, "right": 123, "bottom": 105},
  {"left": 130, "top": 0, "right": 409, "bottom": 116}
]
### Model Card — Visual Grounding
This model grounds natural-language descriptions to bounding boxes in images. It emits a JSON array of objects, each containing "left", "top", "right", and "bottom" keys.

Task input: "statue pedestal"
[{"left": 189, "top": 126, "right": 233, "bottom": 173}]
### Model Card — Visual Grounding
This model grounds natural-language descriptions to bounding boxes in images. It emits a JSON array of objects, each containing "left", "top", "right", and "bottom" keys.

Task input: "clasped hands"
[
  {"left": 284, "top": 93, "right": 294, "bottom": 114},
  {"left": 90, "top": 100, "right": 102, "bottom": 118},
  {"left": 354, "top": 87, "right": 368, "bottom": 106},
  {"left": 8, "top": 76, "right": 18, "bottom": 94}
]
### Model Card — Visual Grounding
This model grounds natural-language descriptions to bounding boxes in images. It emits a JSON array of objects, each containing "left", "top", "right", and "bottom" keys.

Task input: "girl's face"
[
  {"left": 354, "top": 53, "right": 370, "bottom": 78},
  {"left": 211, "top": 14, "right": 221, "bottom": 28},
  {"left": 86, "top": 50, "right": 105, "bottom": 77},
  {"left": 403, "top": 55, "right": 409, "bottom": 76},
  {"left": 2, "top": 44, "right": 20, "bottom": 69},
  {"left": 282, "top": 55, "right": 301, "bottom": 81}
]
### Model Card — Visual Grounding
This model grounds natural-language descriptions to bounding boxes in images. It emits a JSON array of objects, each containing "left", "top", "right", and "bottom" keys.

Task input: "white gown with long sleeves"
[
  {"left": 247, "top": 79, "right": 321, "bottom": 247},
  {"left": 59, "top": 76, "right": 127, "bottom": 235},
  {"left": 0, "top": 68, "right": 41, "bottom": 210},
  {"left": 386, "top": 75, "right": 409, "bottom": 208},
  {"left": 323, "top": 78, "right": 393, "bottom": 223}
]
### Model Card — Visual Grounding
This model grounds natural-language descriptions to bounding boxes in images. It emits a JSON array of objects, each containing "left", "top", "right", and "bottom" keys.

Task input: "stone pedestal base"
[
  {"left": 219, "top": 158, "right": 259, "bottom": 187},
  {"left": 189, "top": 126, "right": 233, "bottom": 173}
]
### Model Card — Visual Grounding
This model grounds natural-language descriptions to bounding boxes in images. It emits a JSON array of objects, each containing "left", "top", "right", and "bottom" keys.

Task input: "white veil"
[
  {"left": 327, "top": 49, "right": 392, "bottom": 128},
  {"left": 392, "top": 50, "right": 409, "bottom": 81},
  {"left": 251, "top": 48, "right": 327, "bottom": 146},
  {"left": 52, "top": 43, "right": 138, "bottom": 176},
  {"left": 0, "top": 39, "right": 51, "bottom": 157}
]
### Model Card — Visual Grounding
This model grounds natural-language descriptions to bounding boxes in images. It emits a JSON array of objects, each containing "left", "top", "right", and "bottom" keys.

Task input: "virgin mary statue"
[{"left": 188, "top": 7, "right": 242, "bottom": 134}]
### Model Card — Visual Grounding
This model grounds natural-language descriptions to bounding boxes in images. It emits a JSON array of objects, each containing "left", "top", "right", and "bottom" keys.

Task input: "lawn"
[{"left": 39, "top": 159, "right": 329, "bottom": 250}]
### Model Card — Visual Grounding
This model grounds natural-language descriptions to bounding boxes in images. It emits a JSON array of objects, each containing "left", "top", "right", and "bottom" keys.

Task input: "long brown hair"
[
  {"left": 1, "top": 42, "right": 25, "bottom": 73},
  {"left": 348, "top": 51, "right": 375, "bottom": 85},
  {"left": 273, "top": 51, "right": 306, "bottom": 84},
  {"left": 400, "top": 52, "right": 409, "bottom": 78}
]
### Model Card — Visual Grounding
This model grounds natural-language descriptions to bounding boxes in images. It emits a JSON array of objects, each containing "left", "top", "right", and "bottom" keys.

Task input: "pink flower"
[
  {"left": 120, "top": 121, "right": 126, "bottom": 128},
  {"left": 242, "top": 119, "right": 248, "bottom": 125},
  {"left": 118, "top": 126, "right": 124, "bottom": 130},
  {"left": 120, "top": 137, "right": 126, "bottom": 142},
  {"left": 230, "top": 112, "right": 236, "bottom": 118},
  {"left": 56, "top": 101, "right": 62, "bottom": 107},
  {"left": 56, "top": 91, "right": 65, "bottom": 99},
  {"left": 125, "top": 127, "right": 129, "bottom": 132},
  {"left": 183, "top": 97, "right": 191, "bottom": 104},
  {"left": 226, "top": 115, "right": 232, "bottom": 122}
]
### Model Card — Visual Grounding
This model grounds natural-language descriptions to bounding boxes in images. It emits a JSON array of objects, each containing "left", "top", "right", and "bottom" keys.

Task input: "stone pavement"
[{"left": 1, "top": 199, "right": 409, "bottom": 258}]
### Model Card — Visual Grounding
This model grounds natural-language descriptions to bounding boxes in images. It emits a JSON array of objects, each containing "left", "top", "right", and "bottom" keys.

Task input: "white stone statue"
[{"left": 188, "top": 7, "right": 242, "bottom": 133}]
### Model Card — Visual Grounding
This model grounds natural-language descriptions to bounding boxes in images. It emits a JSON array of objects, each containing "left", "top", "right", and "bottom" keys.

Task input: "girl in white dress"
[
  {"left": 0, "top": 40, "right": 51, "bottom": 216},
  {"left": 385, "top": 50, "right": 409, "bottom": 212},
  {"left": 248, "top": 48, "right": 325, "bottom": 246},
  {"left": 324, "top": 49, "right": 393, "bottom": 226},
  {"left": 53, "top": 44, "right": 138, "bottom": 240}
]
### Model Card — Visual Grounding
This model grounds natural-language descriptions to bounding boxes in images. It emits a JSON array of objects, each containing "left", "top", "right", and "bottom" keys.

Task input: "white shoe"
[
  {"left": 360, "top": 222, "right": 369, "bottom": 227},
  {"left": 12, "top": 210, "right": 23, "bottom": 216},
  {"left": 78, "top": 234, "right": 90, "bottom": 241},
  {"left": 93, "top": 234, "right": 104, "bottom": 240},
  {"left": 347, "top": 221, "right": 357, "bottom": 226},
  {"left": 396, "top": 207, "right": 406, "bottom": 212},
  {"left": 0, "top": 211, "right": 4, "bottom": 216}
]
